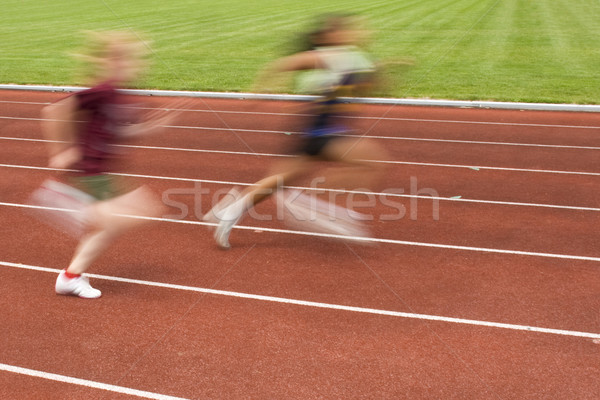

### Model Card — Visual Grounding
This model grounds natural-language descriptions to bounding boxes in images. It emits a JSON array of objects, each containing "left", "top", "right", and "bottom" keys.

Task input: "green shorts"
[{"left": 67, "top": 174, "right": 130, "bottom": 201}]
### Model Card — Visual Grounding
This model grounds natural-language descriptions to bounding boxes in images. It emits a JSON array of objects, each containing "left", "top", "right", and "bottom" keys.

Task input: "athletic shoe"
[
  {"left": 213, "top": 213, "right": 241, "bottom": 250},
  {"left": 202, "top": 187, "right": 241, "bottom": 227},
  {"left": 55, "top": 270, "right": 102, "bottom": 299}
]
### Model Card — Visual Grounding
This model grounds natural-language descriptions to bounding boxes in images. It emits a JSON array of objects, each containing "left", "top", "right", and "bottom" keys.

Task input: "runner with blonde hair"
[{"left": 40, "top": 31, "right": 178, "bottom": 298}]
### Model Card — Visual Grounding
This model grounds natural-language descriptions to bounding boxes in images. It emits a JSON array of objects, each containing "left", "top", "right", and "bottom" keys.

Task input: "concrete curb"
[{"left": 2, "top": 84, "right": 599, "bottom": 112}]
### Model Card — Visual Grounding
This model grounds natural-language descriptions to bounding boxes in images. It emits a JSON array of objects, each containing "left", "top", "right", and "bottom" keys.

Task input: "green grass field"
[{"left": 2, "top": 0, "right": 600, "bottom": 103}]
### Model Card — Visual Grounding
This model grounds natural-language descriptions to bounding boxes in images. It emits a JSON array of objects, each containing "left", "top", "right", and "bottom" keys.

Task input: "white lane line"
[
  {"left": 139, "top": 106, "right": 600, "bottom": 129},
  {"left": 2, "top": 201, "right": 600, "bottom": 262},
  {"left": 3, "top": 133, "right": 600, "bottom": 152},
  {"left": 377, "top": 161, "right": 600, "bottom": 175},
  {"left": 1, "top": 163, "right": 599, "bottom": 212},
  {"left": 0, "top": 100, "right": 51, "bottom": 105},
  {"left": 115, "top": 140, "right": 600, "bottom": 175},
  {"left": 3, "top": 105, "right": 600, "bottom": 130},
  {"left": 3, "top": 114, "right": 600, "bottom": 151},
  {"left": 0, "top": 362, "right": 189, "bottom": 400},
  {"left": 1, "top": 261, "right": 599, "bottom": 340},
  {"left": 361, "top": 136, "right": 600, "bottom": 150},
  {"left": 1, "top": 134, "right": 598, "bottom": 176},
  {"left": 121, "top": 142, "right": 600, "bottom": 175}
]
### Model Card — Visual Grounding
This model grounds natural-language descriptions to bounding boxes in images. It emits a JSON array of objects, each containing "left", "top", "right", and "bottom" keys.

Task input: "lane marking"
[
  {"left": 113, "top": 142, "right": 600, "bottom": 175},
  {"left": 0, "top": 362, "right": 189, "bottom": 400},
  {"left": 1, "top": 163, "right": 599, "bottom": 212},
  {"left": 2, "top": 106, "right": 600, "bottom": 130},
  {"left": 2, "top": 201, "right": 600, "bottom": 262},
  {"left": 356, "top": 136, "right": 600, "bottom": 150},
  {"left": 2, "top": 133, "right": 600, "bottom": 152},
  {"left": 0, "top": 134, "right": 599, "bottom": 176},
  {"left": 1, "top": 261, "right": 599, "bottom": 339},
  {"left": 3, "top": 114, "right": 600, "bottom": 151}
]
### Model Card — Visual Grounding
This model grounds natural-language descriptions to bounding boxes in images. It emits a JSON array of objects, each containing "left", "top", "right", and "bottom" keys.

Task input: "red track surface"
[{"left": 0, "top": 89, "right": 599, "bottom": 399}]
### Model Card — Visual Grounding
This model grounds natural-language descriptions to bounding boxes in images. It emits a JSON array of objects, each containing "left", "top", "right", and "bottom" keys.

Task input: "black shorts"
[{"left": 297, "top": 135, "right": 339, "bottom": 158}]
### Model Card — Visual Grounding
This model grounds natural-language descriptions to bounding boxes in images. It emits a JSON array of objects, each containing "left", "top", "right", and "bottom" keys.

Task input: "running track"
[{"left": 0, "top": 89, "right": 598, "bottom": 399}]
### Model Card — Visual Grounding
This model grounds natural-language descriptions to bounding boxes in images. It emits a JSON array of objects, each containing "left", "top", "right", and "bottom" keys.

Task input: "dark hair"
[{"left": 294, "top": 13, "right": 356, "bottom": 52}]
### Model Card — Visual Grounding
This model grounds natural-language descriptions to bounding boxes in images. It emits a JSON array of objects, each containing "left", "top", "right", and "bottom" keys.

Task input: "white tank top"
[{"left": 296, "top": 46, "right": 375, "bottom": 95}]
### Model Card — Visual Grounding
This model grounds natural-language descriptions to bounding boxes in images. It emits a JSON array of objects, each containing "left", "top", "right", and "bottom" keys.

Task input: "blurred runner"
[
  {"left": 205, "top": 14, "right": 387, "bottom": 249},
  {"left": 36, "top": 31, "right": 179, "bottom": 298}
]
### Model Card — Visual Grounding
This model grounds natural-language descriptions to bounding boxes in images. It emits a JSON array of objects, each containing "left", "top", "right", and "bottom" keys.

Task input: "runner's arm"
[{"left": 41, "top": 96, "right": 82, "bottom": 169}]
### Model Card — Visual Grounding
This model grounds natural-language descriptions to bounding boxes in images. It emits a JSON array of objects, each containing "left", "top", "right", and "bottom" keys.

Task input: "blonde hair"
[{"left": 72, "top": 30, "right": 150, "bottom": 84}]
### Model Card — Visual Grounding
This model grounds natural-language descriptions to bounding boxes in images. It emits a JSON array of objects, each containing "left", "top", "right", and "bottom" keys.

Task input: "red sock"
[{"left": 64, "top": 271, "right": 81, "bottom": 279}]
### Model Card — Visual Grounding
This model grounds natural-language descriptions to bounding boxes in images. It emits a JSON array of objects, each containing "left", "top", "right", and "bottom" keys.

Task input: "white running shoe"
[
  {"left": 55, "top": 270, "right": 102, "bottom": 299},
  {"left": 213, "top": 213, "right": 241, "bottom": 250},
  {"left": 202, "top": 187, "right": 241, "bottom": 226}
]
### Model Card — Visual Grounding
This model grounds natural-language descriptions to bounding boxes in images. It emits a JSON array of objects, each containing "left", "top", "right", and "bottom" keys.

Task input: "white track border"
[
  {"left": 0, "top": 362, "right": 189, "bottom": 400},
  {"left": 1, "top": 261, "right": 599, "bottom": 340},
  {"left": 2, "top": 84, "right": 600, "bottom": 112}
]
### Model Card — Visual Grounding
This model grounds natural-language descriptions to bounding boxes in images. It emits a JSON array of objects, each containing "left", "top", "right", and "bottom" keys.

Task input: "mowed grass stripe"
[
  {"left": 394, "top": 0, "right": 500, "bottom": 98},
  {"left": 1, "top": 0, "right": 600, "bottom": 103}
]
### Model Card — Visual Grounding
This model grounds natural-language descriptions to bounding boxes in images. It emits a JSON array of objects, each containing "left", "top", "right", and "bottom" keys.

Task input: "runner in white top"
[{"left": 205, "top": 14, "right": 387, "bottom": 249}]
